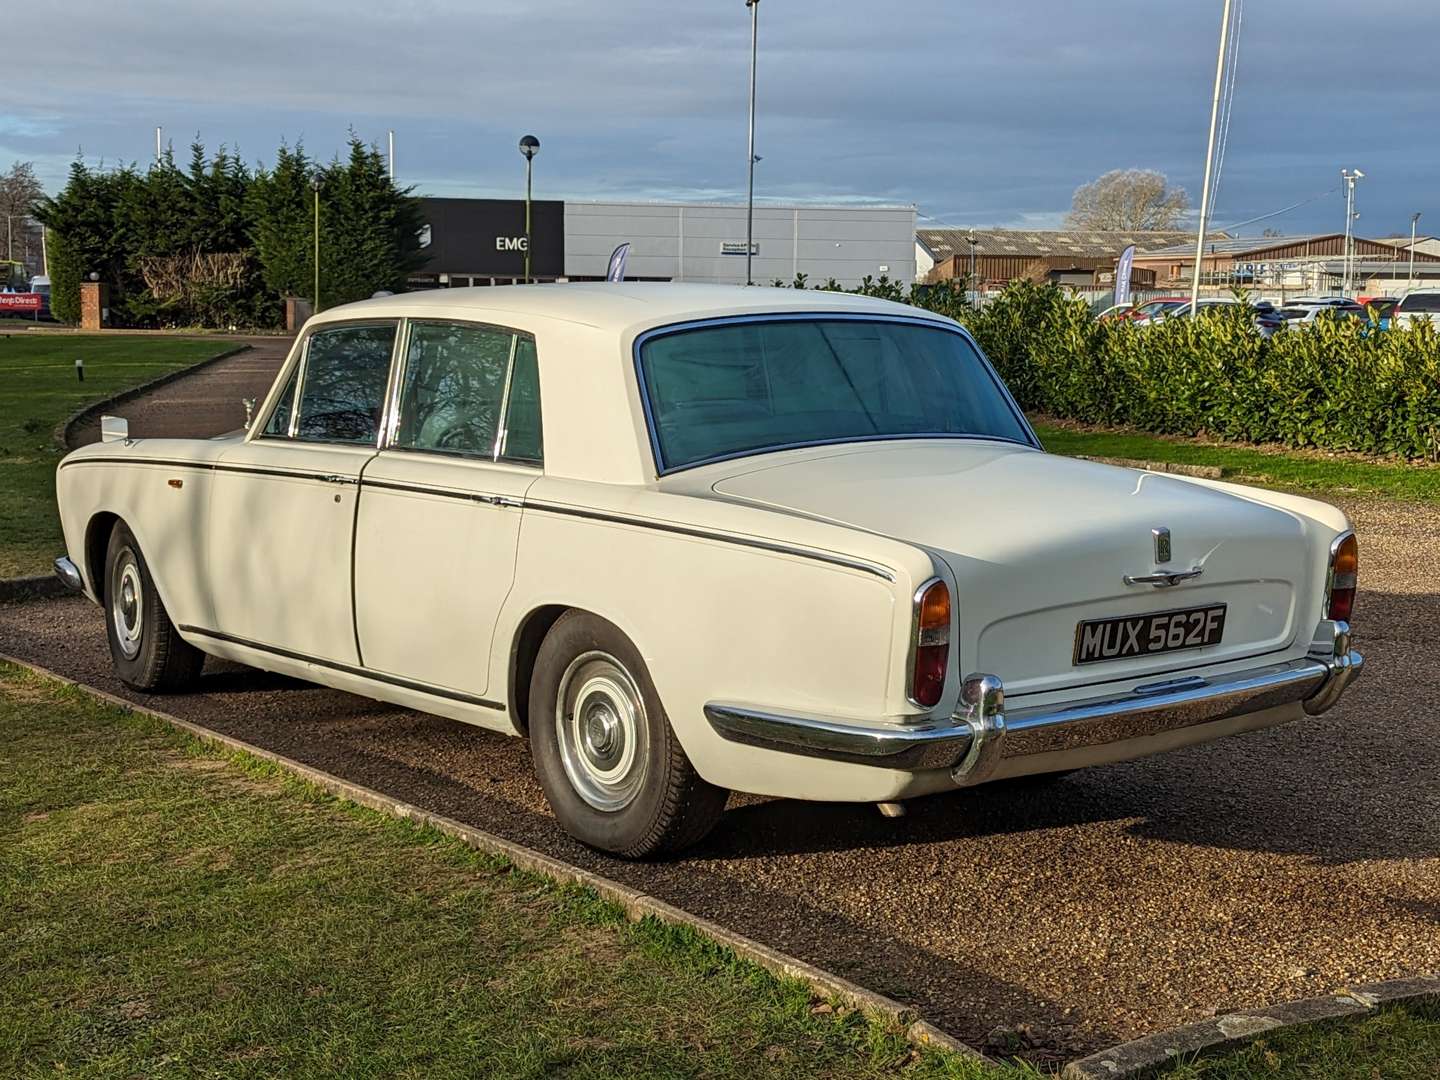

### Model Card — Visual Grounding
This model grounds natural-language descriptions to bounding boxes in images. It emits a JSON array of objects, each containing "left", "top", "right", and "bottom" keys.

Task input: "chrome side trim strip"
[
  {"left": 524, "top": 501, "right": 897, "bottom": 582},
  {"left": 176, "top": 625, "right": 505, "bottom": 711},
  {"left": 58, "top": 457, "right": 357, "bottom": 485},
  {"left": 53, "top": 556, "right": 84, "bottom": 593},
  {"left": 60, "top": 461, "right": 890, "bottom": 580}
]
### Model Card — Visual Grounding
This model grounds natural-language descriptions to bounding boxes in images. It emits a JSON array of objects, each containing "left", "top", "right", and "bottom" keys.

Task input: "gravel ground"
[
  {"left": 8, "top": 351, "right": 1438, "bottom": 1063},
  {"left": 4, "top": 497, "right": 1436, "bottom": 1064}
]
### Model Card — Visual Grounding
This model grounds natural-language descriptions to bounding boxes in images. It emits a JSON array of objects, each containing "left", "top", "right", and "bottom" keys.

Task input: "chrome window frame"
[
  {"left": 631, "top": 312, "right": 1041, "bottom": 478},
  {"left": 252, "top": 318, "right": 404, "bottom": 447},
  {"left": 381, "top": 316, "right": 544, "bottom": 469}
]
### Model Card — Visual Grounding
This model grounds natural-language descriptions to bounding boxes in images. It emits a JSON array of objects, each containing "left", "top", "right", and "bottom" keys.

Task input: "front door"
[
  {"left": 208, "top": 321, "right": 399, "bottom": 665},
  {"left": 353, "top": 319, "right": 544, "bottom": 696}
]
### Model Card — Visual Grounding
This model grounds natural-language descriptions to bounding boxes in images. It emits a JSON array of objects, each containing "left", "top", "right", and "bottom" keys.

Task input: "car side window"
[
  {"left": 293, "top": 323, "right": 398, "bottom": 444},
  {"left": 394, "top": 321, "right": 542, "bottom": 465},
  {"left": 499, "top": 335, "right": 543, "bottom": 464},
  {"left": 262, "top": 364, "right": 300, "bottom": 437}
]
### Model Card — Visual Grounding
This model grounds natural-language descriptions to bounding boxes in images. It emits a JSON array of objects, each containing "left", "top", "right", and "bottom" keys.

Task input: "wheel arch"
[
  {"left": 83, "top": 511, "right": 121, "bottom": 598},
  {"left": 507, "top": 603, "right": 658, "bottom": 736},
  {"left": 507, "top": 604, "right": 570, "bottom": 736}
]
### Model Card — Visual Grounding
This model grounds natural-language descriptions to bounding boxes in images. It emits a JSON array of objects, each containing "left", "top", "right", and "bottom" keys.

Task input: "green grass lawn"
[
  {"left": 0, "top": 334, "right": 225, "bottom": 579},
  {"left": 1032, "top": 421, "right": 1440, "bottom": 504},
  {"left": 1162, "top": 1003, "right": 1440, "bottom": 1079},
  {"left": 0, "top": 665, "right": 1009, "bottom": 1080}
]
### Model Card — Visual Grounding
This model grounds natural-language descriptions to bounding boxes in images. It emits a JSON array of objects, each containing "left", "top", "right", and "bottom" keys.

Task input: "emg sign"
[{"left": 414, "top": 197, "right": 563, "bottom": 278}]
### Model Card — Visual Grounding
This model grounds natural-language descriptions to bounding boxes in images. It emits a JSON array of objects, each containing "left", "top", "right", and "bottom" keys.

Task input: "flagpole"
[
  {"left": 1189, "top": 0, "right": 1232, "bottom": 315},
  {"left": 745, "top": 0, "right": 759, "bottom": 286}
]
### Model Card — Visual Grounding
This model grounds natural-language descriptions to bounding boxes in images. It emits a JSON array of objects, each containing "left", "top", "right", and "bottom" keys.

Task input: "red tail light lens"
[
  {"left": 1327, "top": 533, "right": 1358, "bottom": 623},
  {"left": 910, "top": 580, "right": 951, "bottom": 708}
]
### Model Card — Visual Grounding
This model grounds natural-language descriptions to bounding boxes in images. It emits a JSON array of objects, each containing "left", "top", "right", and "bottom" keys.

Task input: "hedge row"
[{"left": 959, "top": 282, "right": 1440, "bottom": 462}]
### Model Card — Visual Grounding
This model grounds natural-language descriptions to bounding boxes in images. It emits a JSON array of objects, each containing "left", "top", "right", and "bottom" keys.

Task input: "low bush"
[{"left": 958, "top": 282, "right": 1440, "bottom": 460}]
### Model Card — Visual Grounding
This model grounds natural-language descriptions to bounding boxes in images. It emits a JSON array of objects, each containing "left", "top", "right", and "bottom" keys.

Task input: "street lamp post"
[
  {"left": 1340, "top": 169, "right": 1364, "bottom": 296},
  {"left": 311, "top": 174, "right": 322, "bottom": 313},
  {"left": 1410, "top": 212, "right": 1422, "bottom": 290},
  {"left": 745, "top": 0, "right": 759, "bottom": 286},
  {"left": 519, "top": 135, "right": 540, "bottom": 284},
  {"left": 967, "top": 228, "right": 978, "bottom": 304}
]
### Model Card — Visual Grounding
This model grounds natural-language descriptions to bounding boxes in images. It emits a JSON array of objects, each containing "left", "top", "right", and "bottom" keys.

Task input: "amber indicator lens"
[
  {"left": 1327, "top": 533, "right": 1358, "bottom": 622},
  {"left": 912, "top": 581, "right": 951, "bottom": 708}
]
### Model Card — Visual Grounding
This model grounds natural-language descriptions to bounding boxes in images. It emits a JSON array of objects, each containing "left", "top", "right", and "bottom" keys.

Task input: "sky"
[{"left": 4, "top": 0, "right": 1435, "bottom": 239}]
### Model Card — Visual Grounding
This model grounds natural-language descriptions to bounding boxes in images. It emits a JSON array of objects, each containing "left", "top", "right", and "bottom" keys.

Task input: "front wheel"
[
  {"left": 104, "top": 522, "right": 204, "bottom": 692},
  {"left": 529, "top": 611, "right": 727, "bottom": 858}
]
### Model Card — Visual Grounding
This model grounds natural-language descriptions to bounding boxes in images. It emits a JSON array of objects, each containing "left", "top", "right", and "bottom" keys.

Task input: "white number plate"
[{"left": 1073, "top": 604, "right": 1227, "bottom": 665}]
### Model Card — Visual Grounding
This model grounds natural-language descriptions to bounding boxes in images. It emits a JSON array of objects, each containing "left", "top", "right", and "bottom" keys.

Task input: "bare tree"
[
  {"left": 1065, "top": 169, "right": 1190, "bottom": 231},
  {"left": 0, "top": 161, "right": 45, "bottom": 270}
]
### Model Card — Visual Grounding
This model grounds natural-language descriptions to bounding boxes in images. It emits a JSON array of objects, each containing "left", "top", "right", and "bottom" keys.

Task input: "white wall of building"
[{"left": 563, "top": 201, "right": 915, "bottom": 287}]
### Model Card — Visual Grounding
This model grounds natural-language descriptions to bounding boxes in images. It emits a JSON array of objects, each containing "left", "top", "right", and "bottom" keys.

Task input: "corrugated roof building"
[{"left": 916, "top": 228, "right": 1204, "bottom": 288}]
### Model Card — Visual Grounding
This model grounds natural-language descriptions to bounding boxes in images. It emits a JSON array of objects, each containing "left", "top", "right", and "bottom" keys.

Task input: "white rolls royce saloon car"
[{"left": 53, "top": 285, "right": 1363, "bottom": 858}]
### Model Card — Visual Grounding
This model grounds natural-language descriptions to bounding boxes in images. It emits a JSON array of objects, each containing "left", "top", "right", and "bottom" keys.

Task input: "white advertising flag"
[
  {"left": 606, "top": 243, "right": 631, "bottom": 282},
  {"left": 1115, "top": 244, "right": 1137, "bottom": 307}
]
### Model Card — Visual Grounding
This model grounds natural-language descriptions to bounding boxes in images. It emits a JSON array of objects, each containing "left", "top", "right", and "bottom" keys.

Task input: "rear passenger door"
[{"left": 352, "top": 320, "right": 543, "bottom": 698}]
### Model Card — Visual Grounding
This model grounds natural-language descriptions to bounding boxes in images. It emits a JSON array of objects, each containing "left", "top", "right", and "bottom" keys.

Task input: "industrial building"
[
  {"left": 915, "top": 228, "right": 1200, "bottom": 290},
  {"left": 408, "top": 197, "right": 916, "bottom": 289},
  {"left": 1130, "top": 234, "right": 1440, "bottom": 296}
]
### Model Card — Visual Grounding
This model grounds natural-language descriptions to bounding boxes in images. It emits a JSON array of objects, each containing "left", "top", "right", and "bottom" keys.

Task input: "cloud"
[{"left": 5, "top": 0, "right": 1437, "bottom": 236}]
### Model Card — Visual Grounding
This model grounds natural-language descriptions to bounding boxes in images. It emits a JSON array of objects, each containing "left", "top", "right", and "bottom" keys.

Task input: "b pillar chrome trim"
[
  {"left": 53, "top": 556, "right": 83, "bottom": 593},
  {"left": 950, "top": 673, "right": 1006, "bottom": 786}
]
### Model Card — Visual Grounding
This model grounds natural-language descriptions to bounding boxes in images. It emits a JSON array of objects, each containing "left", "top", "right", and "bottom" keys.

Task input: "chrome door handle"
[
  {"left": 318, "top": 474, "right": 358, "bottom": 485},
  {"left": 1123, "top": 568, "right": 1203, "bottom": 588}
]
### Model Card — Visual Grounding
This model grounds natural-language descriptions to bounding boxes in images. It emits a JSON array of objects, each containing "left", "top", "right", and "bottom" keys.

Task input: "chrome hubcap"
[
  {"left": 556, "top": 651, "right": 649, "bottom": 812},
  {"left": 111, "top": 550, "right": 144, "bottom": 660}
]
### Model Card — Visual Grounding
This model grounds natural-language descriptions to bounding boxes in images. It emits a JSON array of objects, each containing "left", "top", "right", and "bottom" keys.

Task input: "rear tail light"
[
  {"left": 1326, "top": 532, "right": 1358, "bottom": 623},
  {"left": 910, "top": 580, "right": 951, "bottom": 708}
]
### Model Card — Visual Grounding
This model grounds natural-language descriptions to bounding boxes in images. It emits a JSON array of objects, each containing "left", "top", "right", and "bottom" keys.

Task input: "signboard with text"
[{"left": 0, "top": 293, "right": 43, "bottom": 312}]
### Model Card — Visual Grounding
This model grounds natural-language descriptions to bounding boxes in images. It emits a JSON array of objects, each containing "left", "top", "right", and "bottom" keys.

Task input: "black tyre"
[
  {"left": 529, "top": 611, "right": 727, "bottom": 858},
  {"left": 104, "top": 521, "right": 204, "bottom": 692}
]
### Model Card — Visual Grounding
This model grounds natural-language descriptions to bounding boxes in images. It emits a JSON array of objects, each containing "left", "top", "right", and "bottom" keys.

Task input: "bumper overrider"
[
  {"left": 54, "top": 556, "right": 84, "bottom": 593},
  {"left": 704, "top": 620, "right": 1363, "bottom": 787}
]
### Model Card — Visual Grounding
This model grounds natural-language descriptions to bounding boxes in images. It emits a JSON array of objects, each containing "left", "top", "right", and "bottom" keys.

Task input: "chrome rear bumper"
[{"left": 704, "top": 620, "right": 1363, "bottom": 785}]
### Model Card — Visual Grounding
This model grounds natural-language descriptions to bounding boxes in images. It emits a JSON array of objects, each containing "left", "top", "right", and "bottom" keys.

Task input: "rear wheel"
[
  {"left": 529, "top": 611, "right": 727, "bottom": 858},
  {"left": 104, "top": 522, "right": 204, "bottom": 692}
]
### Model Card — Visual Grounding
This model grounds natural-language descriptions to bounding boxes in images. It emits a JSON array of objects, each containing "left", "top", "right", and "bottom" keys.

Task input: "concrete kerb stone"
[
  {"left": 0, "top": 651, "right": 994, "bottom": 1067},
  {"left": 1063, "top": 978, "right": 1440, "bottom": 1079},
  {"left": 54, "top": 343, "right": 254, "bottom": 450},
  {"left": 1074, "top": 455, "right": 1224, "bottom": 480},
  {"left": 0, "top": 575, "right": 71, "bottom": 604}
]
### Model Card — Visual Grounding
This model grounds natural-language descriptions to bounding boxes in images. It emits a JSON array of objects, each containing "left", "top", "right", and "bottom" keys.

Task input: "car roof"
[{"left": 307, "top": 282, "right": 943, "bottom": 336}]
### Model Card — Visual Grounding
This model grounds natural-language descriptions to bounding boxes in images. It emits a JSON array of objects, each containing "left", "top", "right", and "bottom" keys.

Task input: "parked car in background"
[
  {"left": 52, "top": 284, "right": 1364, "bottom": 857},
  {"left": 1356, "top": 296, "right": 1399, "bottom": 331},
  {"left": 1150, "top": 297, "right": 1284, "bottom": 337},
  {"left": 1130, "top": 298, "right": 1190, "bottom": 325},
  {"left": 1277, "top": 300, "right": 1368, "bottom": 327},
  {"left": 1391, "top": 290, "right": 1440, "bottom": 329}
]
